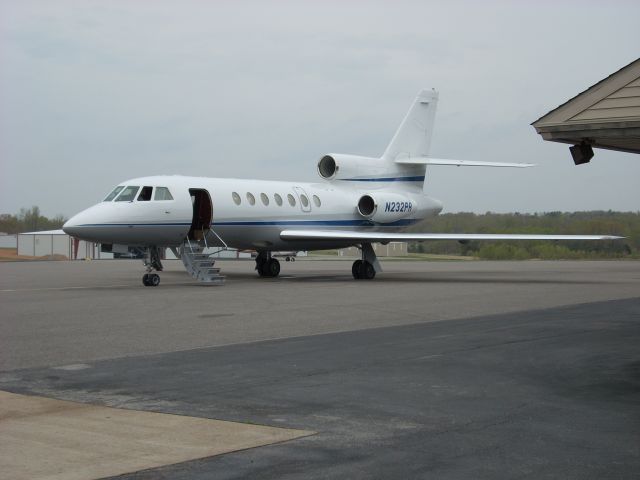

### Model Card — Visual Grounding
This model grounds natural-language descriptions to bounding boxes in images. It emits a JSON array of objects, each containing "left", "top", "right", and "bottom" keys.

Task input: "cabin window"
[
  {"left": 274, "top": 193, "right": 283, "bottom": 206},
  {"left": 232, "top": 192, "right": 241, "bottom": 205},
  {"left": 300, "top": 194, "right": 309, "bottom": 208},
  {"left": 287, "top": 194, "right": 296, "bottom": 206},
  {"left": 313, "top": 195, "right": 321, "bottom": 207},
  {"left": 154, "top": 187, "right": 174, "bottom": 201},
  {"left": 104, "top": 186, "right": 124, "bottom": 202},
  {"left": 137, "top": 186, "right": 153, "bottom": 201},
  {"left": 246, "top": 192, "right": 256, "bottom": 205},
  {"left": 115, "top": 186, "right": 140, "bottom": 202},
  {"left": 260, "top": 193, "right": 269, "bottom": 206}
]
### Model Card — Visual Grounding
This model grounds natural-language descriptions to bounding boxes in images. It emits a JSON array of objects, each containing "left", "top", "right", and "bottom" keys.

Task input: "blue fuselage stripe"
[
  {"left": 78, "top": 223, "right": 191, "bottom": 227},
  {"left": 78, "top": 219, "right": 420, "bottom": 228},
  {"left": 212, "top": 219, "right": 418, "bottom": 227},
  {"left": 339, "top": 176, "right": 425, "bottom": 182}
]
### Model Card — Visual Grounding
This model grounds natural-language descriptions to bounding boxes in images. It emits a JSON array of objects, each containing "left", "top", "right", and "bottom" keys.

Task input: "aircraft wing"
[{"left": 280, "top": 230, "right": 623, "bottom": 242}]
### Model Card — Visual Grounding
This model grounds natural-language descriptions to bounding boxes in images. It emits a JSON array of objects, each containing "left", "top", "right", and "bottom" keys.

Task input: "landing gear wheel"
[
  {"left": 362, "top": 261, "right": 376, "bottom": 280},
  {"left": 352, "top": 260, "right": 375, "bottom": 280},
  {"left": 256, "top": 253, "right": 280, "bottom": 278},
  {"left": 352, "top": 260, "right": 363, "bottom": 279},
  {"left": 266, "top": 258, "right": 280, "bottom": 278},
  {"left": 142, "top": 273, "right": 160, "bottom": 286}
]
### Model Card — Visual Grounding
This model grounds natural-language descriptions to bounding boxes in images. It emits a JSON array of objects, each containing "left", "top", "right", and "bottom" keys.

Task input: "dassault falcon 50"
[{"left": 63, "top": 89, "right": 622, "bottom": 286}]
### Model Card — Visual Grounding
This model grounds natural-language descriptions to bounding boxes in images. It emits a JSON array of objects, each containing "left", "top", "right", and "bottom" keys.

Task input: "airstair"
[{"left": 179, "top": 231, "right": 226, "bottom": 285}]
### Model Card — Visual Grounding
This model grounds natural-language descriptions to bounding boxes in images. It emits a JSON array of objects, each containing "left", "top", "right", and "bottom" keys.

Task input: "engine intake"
[
  {"left": 357, "top": 195, "right": 376, "bottom": 217},
  {"left": 318, "top": 155, "right": 337, "bottom": 179}
]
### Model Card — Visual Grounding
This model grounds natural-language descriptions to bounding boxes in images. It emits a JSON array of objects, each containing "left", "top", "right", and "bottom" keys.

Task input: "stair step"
[
  {"left": 180, "top": 242, "right": 225, "bottom": 285},
  {"left": 198, "top": 277, "right": 225, "bottom": 285}
]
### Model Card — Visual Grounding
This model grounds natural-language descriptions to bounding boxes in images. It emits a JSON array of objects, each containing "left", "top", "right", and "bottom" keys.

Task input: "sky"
[{"left": 0, "top": 0, "right": 639, "bottom": 218}]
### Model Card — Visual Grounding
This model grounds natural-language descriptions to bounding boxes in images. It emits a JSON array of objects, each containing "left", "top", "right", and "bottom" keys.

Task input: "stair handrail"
[
  {"left": 210, "top": 227, "right": 228, "bottom": 249},
  {"left": 201, "top": 226, "right": 209, "bottom": 249},
  {"left": 185, "top": 235, "right": 194, "bottom": 253}
]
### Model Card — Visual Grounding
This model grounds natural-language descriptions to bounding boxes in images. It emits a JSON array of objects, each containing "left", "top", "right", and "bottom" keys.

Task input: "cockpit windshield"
[
  {"left": 154, "top": 187, "right": 174, "bottom": 200},
  {"left": 103, "top": 185, "right": 174, "bottom": 202},
  {"left": 103, "top": 186, "right": 124, "bottom": 202},
  {"left": 114, "top": 186, "right": 140, "bottom": 202}
]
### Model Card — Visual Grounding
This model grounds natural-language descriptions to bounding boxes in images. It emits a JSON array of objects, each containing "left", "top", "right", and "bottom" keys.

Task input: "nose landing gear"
[
  {"left": 142, "top": 273, "right": 161, "bottom": 286},
  {"left": 142, "top": 246, "right": 163, "bottom": 287}
]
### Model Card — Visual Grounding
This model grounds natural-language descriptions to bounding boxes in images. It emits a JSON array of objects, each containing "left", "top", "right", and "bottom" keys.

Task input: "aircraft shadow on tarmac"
[{"left": 219, "top": 272, "right": 607, "bottom": 286}]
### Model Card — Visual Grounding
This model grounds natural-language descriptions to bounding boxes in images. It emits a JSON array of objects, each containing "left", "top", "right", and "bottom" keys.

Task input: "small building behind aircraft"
[
  {"left": 17, "top": 230, "right": 102, "bottom": 259},
  {"left": 339, "top": 242, "right": 408, "bottom": 257}
]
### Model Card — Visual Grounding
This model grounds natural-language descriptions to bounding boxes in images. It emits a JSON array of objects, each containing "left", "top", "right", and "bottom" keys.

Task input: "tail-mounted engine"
[
  {"left": 318, "top": 154, "right": 394, "bottom": 181},
  {"left": 357, "top": 193, "right": 415, "bottom": 224}
]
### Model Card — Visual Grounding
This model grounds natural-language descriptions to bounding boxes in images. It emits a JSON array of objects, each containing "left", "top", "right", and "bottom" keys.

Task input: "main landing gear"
[
  {"left": 255, "top": 251, "right": 281, "bottom": 278},
  {"left": 142, "top": 246, "right": 163, "bottom": 287},
  {"left": 352, "top": 259, "right": 376, "bottom": 279},
  {"left": 352, "top": 243, "right": 381, "bottom": 280}
]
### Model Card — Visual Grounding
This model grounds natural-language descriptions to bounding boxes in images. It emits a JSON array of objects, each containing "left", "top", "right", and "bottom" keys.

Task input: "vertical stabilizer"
[{"left": 382, "top": 89, "right": 438, "bottom": 161}]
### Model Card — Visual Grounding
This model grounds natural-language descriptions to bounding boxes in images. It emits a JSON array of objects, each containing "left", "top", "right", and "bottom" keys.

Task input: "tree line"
[
  {"left": 0, "top": 207, "right": 66, "bottom": 234},
  {"left": 1, "top": 207, "right": 638, "bottom": 259},
  {"left": 406, "top": 211, "right": 639, "bottom": 259}
]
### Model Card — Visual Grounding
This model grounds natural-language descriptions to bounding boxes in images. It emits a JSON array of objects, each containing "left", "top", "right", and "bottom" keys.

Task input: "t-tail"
[
  {"left": 316, "top": 88, "right": 531, "bottom": 192},
  {"left": 316, "top": 89, "right": 437, "bottom": 191}
]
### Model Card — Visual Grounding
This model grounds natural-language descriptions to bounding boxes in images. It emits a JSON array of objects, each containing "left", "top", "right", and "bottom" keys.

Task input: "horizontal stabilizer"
[
  {"left": 396, "top": 157, "right": 535, "bottom": 168},
  {"left": 281, "top": 230, "right": 623, "bottom": 243}
]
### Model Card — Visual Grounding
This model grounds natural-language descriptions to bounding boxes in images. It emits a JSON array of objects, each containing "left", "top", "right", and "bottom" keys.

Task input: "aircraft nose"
[
  {"left": 62, "top": 207, "right": 99, "bottom": 240},
  {"left": 62, "top": 215, "right": 81, "bottom": 237}
]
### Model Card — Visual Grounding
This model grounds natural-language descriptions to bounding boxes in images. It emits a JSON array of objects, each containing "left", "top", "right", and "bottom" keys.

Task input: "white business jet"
[{"left": 63, "top": 90, "right": 621, "bottom": 286}]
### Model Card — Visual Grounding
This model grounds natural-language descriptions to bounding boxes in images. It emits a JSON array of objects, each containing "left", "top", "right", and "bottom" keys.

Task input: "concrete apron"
[{"left": 0, "top": 391, "right": 313, "bottom": 480}]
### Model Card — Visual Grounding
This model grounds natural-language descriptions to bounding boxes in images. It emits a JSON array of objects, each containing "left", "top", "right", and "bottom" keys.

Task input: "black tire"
[
  {"left": 257, "top": 262, "right": 266, "bottom": 277},
  {"left": 150, "top": 274, "right": 161, "bottom": 286},
  {"left": 267, "top": 258, "right": 280, "bottom": 277},
  {"left": 363, "top": 261, "right": 376, "bottom": 280},
  {"left": 352, "top": 260, "right": 363, "bottom": 279},
  {"left": 142, "top": 273, "right": 150, "bottom": 286}
]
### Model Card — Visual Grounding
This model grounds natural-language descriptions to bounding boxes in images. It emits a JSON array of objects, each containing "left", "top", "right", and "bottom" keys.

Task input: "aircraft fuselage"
[{"left": 63, "top": 175, "right": 444, "bottom": 252}]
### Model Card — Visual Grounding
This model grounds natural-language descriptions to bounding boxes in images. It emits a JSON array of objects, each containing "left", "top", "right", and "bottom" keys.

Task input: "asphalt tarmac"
[{"left": 1, "top": 259, "right": 639, "bottom": 478}]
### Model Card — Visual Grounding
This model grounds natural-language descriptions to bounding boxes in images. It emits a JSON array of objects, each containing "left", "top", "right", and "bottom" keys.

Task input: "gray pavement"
[
  {"left": 1, "top": 259, "right": 639, "bottom": 371},
  {"left": 1, "top": 259, "right": 639, "bottom": 478}
]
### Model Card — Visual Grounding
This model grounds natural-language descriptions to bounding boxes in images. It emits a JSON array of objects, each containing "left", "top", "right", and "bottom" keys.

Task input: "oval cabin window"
[
  {"left": 260, "top": 193, "right": 269, "bottom": 206},
  {"left": 313, "top": 195, "right": 321, "bottom": 207},
  {"left": 246, "top": 192, "right": 256, "bottom": 205},
  {"left": 287, "top": 194, "right": 296, "bottom": 206},
  {"left": 274, "top": 193, "right": 283, "bottom": 206},
  {"left": 232, "top": 192, "right": 241, "bottom": 205}
]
